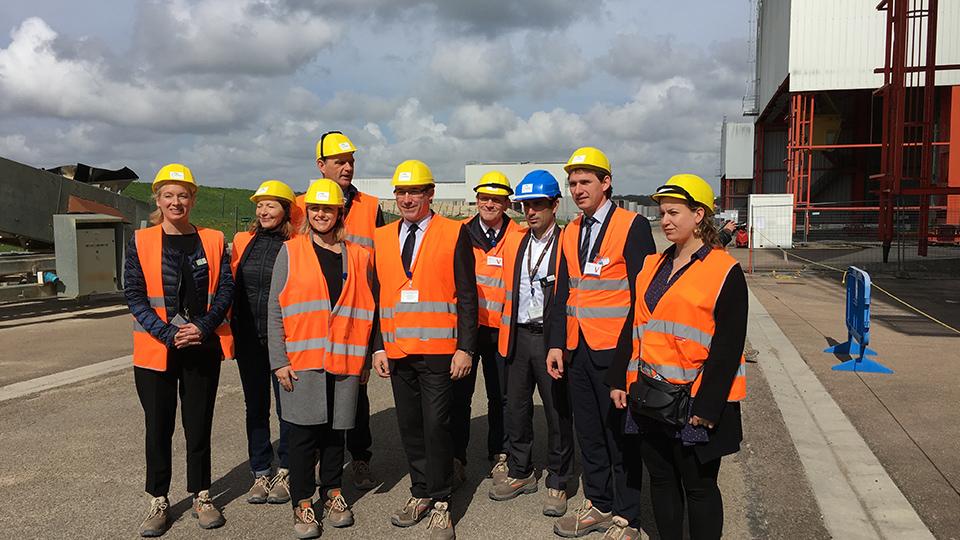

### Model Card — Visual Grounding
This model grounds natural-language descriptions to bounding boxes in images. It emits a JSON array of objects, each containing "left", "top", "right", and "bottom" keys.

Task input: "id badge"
[
  {"left": 527, "top": 305, "right": 543, "bottom": 320},
  {"left": 400, "top": 289, "right": 420, "bottom": 303},
  {"left": 486, "top": 256, "right": 503, "bottom": 267},
  {"left": 194, "top": 257, "right": 208, "bottom": 268},
  {"left": 584, "top": 262, "right": 603, "bottom": 276}
]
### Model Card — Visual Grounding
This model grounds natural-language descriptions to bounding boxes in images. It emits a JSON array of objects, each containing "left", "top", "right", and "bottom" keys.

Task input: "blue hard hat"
[{"left": 513, "top": 170, "right": 561, "bottom": 201}]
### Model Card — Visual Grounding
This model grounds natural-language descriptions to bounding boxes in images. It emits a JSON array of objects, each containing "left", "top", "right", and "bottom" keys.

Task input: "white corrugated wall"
[
  {"left": 757, "top": 0, "right": 792, "bottom": 114},
  {"left": 722, "top": 122, "right": 755, "bottom": 180}
]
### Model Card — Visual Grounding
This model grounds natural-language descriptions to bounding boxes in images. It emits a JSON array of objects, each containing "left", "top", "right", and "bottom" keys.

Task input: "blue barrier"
[{"left": 824, "top": 266, "right": 893, "bottom": 374}]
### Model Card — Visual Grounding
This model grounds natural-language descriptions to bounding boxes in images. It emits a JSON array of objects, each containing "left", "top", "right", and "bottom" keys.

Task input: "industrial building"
[{"left": 721, "top": 0, "right": 960, "bottom": 262}]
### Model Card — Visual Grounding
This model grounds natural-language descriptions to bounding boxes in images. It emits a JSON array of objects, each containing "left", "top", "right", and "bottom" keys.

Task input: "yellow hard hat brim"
[
  {"left": 152, "top": 179, "right": 197, "bottom": 193},
  {"left": 475, "top": 185, "right": 513, "bottom": 196}
]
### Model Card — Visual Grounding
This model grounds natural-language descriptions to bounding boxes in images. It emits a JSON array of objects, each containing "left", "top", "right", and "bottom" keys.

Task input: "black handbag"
[{"left": 628, "top": 371, "right": 695, "bottom": 427}]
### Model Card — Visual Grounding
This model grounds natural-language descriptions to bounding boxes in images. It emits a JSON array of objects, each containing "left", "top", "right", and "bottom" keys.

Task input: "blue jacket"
[{"left": 124, "top": 230, "right": 234, "bottom": 348}]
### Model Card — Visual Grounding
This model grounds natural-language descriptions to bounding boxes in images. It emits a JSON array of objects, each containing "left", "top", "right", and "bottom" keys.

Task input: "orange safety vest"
[
  {"left": 373, "top": 215, "right": 462, "bottom": 359},
  {"left": 276, "top": 234, "right": 375, "bottom": 375},
  {"left": 560, "top": 206, "right": 636, "bottom": 351},
  {"left": 132, "top": 225, "right": 235, "bottom": 371},
  {"left": 625, "top": 250, "right": 746, "bottom": 402},
  {"left": 466, "top": 217, "right": 521, "bottom": 328},
  {"left": 496, "top": 227, "right": 552, "bottom": 358},
  {"left": 230, "top": 231, "right": 254, "bottom": 277},
  {"left": 296, "top": 190, "right": 379, "bottom": 254}
]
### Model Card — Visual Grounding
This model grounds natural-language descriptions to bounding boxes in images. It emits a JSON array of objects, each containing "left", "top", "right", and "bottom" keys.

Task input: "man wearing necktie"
[
  {"left": 546, "top": 147, "right": 656, "bottom": 537},
  {"left": 454, "top": 171, "right": 522, "bottom": 485},
  {"left": 371, "top": 160, "right": 478, "bottom": 540}
]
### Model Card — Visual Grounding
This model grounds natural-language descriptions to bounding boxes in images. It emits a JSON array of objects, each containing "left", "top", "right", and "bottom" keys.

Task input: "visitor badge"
[
  {"left": 400, "top": 289, "right": 420, "bottom": 303},
  {"left": 527, "top": 305, "right": 543, "bottom": 320},
  {"left": 584, "top": 262, "right": 602, "bottom": 276},
  {"left": 194, "top": 257, "right": 208, "bottom": 268},
  {"left": 597, "top": 257, "right": 610, "bottom": 266},
  {"left": 487, "top": 256, "right": 503, "bottom": 267}
]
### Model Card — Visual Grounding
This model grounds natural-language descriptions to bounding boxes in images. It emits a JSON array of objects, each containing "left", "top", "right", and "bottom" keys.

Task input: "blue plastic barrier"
[{"left": 824, "top": 266, "right": 893, "bottom": 374}]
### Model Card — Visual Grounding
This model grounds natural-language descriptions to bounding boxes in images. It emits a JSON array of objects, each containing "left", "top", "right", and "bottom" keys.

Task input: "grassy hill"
[{"left": 123, "top": 182, "right": 258, "bottom": 236}]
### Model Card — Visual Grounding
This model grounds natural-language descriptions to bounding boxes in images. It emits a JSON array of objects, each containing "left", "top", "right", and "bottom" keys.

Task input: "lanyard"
[{"left": 526, "top": 228, "right": 554, "bottom": 285}]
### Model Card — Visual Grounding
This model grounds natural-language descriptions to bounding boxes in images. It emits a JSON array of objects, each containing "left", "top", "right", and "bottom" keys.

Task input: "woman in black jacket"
[
  {"left": 124, "top": 164, "right": 234, "bottom": 537},
  {"left": 229, "top": 180, "right": 298, "bottom": 505}
]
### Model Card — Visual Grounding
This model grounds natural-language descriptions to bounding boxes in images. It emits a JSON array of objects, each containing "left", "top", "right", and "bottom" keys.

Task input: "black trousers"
[
  {"left": 287, "top": 421, "right": 345, "bottom": 506},
  {"left": 640, "top": 432, "right": 723, "bottom": 540},
  {"left": 505, "top": 326, "right": 574, "bottom": 490},
  {"left": 346, "top": 383, "right": 372, "bottom": 463},
  {"left": 135, "top": 351, "right": 221, "bottom": 497},
  {"left": 236, "top": 337, "right": 289, "bottom": 474},
  {"left": 391, "top": 354, "right": 454, "bottom": 500},
  {"left": 567, "top": 339, "right": 642, "bottom": 525},
  {"left": 451, "top": 325, "right": 507, "bottom": 463}
]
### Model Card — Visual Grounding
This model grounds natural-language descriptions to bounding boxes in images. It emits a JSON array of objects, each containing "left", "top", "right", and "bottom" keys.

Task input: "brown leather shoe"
[
  {"left": 543, "top": 488, "right": 568, "bottom": 517},
  {"left": 553, "top": 499, "right": 612, "bottom": 537},
  {"left": 323, "top": 488, "right": 354, "bottom": 528},
  {"left": 139, "top": 496, "right": 169, "bottom": 537},
  {"left": 488, "top": 473, "right": 537, "bottom": 501},
  {"left": 426, "top": 501, "right": 455, "bottom": 540},
  {"left": 267, "top": 468, "right": 291, "bottom": 504},
  {"left": 489, "top": 453, "right": 508, "bottom": 483},
  {"left": 391, "top": 496, "right": 433, "bottom": 527},
  {"left": 293, "top": 499, "right": 321, "bottom": 539},
  {"left": 246, "top": 474, "right": 271, "bottom": 504},
  {"left": 600, "top": 516, "right": 643, "bottom": 539},
  {"left": 191, "top": 490, "right": 225, "bottom": 529}
]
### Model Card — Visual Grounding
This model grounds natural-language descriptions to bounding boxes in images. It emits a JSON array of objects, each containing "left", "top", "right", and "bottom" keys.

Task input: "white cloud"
[
  {"left": 448, "top": 103, "right": 518, "bottom": 139},
  {"left": 429, "top": 40, "right": 515, "bottom": 102}
]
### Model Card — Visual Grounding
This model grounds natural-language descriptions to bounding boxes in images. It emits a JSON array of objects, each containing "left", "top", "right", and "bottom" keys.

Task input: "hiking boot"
[
  {"left": 452, "top": 458, "right": 466, "bottom": 489},
  {"left": 543, "top": 488, "right": 568, "bottom": 517},
  {"left": 139, "top": 496, "right": 169, "bottom": 537},
  {"left": 246, "top": 474, "right": 272, "bottom": 504},
  {"left": 426, "top": 501, "right": 455, "bottom": 540},
  {"left": 600, "top": 516, "right": 642, "bottom": 540},
  {"left": 323, "top": 488, "right": 354, "bottom": 528},
  {"left": 489, "top": 453, "right": 508, "bottom": 483},
  {"left": 488, "top": 473, "right": 537, "bottom": 501},
  {"left": 192, "top": 490, "right": 225, "bottom": 529},
  {"left": 267, "top": 468, "right": 291, "bottom": 504},
  {"left": 351, "top": 460, "right": 378, "bottom": 490},
  {"left": 553, "top": 499, "right": 612, "bottom": 538},
  {"left": 293, "top": 499, "right": 321, "bottom": 539},
  {"left": 390, "top": 496, "right": 433, "bottom": 527}
]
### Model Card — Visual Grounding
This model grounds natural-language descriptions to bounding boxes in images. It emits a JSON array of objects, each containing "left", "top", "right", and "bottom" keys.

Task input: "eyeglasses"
[{"left": 394, "top": 188, "right": 430, "bottom": 198}]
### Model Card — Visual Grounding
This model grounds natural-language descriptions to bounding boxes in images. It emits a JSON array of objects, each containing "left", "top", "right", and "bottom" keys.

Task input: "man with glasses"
[
  {"left": 370, "top": 160, "right": 478, "bottom": 540},
  {"left": 546, "top": 147, "right": 655, "bottom": 537}
]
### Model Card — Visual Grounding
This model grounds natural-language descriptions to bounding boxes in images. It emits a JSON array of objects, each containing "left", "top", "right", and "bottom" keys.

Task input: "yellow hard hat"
[
  {"left": 652, "top": 174, "right": 716, "bottom": 213},
  {"left": 250, "top": 180, "right": 295, "bottom": 204},
  {"left": 303, "top": 178, "right": 345, "bottom": 206},
  {"left": 564, "top": 146, "right": 611, "bottom": 175},
  {"left": 316, "top": 131, "right": 357, "bottom": 160},
  {"left": 152, "top": 163, "right": 197, "bottom": 192},
  {"left": 474, "top": 171, "right": 513, "bottom": 196},
  {"left": 391, "top": 159, "right": 434, "bottom": 187}
]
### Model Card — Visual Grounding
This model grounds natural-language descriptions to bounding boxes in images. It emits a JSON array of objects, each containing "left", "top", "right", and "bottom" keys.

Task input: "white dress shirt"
[
  {"left": 399, "top": 211, "right": 433, "bottom": 269},
  {"left": 581, "top": 198, "right": 613, "bottom": 258},
  {"left": 516, "top": 228, "right": 556, "bottom": 324}
]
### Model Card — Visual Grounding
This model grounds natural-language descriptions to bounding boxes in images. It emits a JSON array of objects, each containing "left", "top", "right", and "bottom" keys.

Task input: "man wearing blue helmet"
[{"left": 488, "top": 170, "right": 575, "bottom": 519}]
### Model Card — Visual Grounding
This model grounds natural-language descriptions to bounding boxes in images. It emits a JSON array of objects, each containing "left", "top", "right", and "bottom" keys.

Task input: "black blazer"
[{"left": 499, "top": 225, "right": 561, "bottom": 360}]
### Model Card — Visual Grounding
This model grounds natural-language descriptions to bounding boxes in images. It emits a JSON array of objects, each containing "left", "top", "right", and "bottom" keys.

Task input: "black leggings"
[{"left": 640, "top": 433, "right": 723, "bottom": 540}]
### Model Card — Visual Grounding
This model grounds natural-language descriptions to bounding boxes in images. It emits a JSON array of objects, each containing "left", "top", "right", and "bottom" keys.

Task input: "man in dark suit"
[
  {"left": 546, "top": 148, "right": 656, "bottom": 537},
  {"left": 487, "top": 170, "right": 575, "bottom": 520}
]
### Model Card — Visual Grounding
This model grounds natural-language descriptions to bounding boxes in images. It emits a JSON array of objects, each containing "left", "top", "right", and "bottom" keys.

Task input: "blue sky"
[{"left": 0, "top": 0, "right": 753, "bottom": 194}]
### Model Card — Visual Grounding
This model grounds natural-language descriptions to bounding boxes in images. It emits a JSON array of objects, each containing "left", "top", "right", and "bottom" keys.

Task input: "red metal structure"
[{"left": 874, "top": 0, "right": 960, "bottom": 259}]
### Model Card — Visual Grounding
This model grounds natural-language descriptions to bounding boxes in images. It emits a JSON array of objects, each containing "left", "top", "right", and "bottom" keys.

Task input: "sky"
[{"left": 0, "top": 0, "right": 754, "bottom": 195}]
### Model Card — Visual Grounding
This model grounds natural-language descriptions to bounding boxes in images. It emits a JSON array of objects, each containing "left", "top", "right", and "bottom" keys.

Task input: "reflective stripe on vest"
[
  {"left": 374, "top": 215, "right": 462, "bottom": 359},
  {"left": 561, "top": 207, "right": 637, "bottom": 351},
  {"left": 277, "top": 234, "right": 375, "bottom": 375},
  {"left": 344, "top": 192, "right": 379, "bottom": 253},
  {"left": 131, "top": 225, "right": 234, "bottom": 371},
  {"left": 626, "top": 250, "right": 746, "bottom": 402},
  {"left": 470, "top": 217, "right": 521, "bottom": 328}
]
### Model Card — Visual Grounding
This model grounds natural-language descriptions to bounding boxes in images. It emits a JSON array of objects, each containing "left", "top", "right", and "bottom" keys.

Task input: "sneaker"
[
  {"left": 293, "top": 499, "right": 321, "bottom": 539},
  {"left": 543, "top": 488, "right": 568, "bottom": 517},
  {"left": 600, "top": 516, "right": 642, "bottom": 540},
  {"left": 426, "top": 501, "right": 455, "bottom": 540},
  {"left": 191, "top": 490, "right": 225, "bottom": 530},
  {"left": 553, "top": 499, "right": 612, "bottom": 538},
  {"left": 390, "top": 496, "right": 433, "bottom": 527},
  {"left": 323, "top": 488, "right": 355, "bottom": 528},
  {"left": 267, "top": 468, "right": 291, "bottom": 504},
  {"left": 488, "top": 473, "right": 537, "bottom": 501},
  {"left": 745, "top": 347, "right": 759, "bottom": 363},
  {"left": 246, "top": 474, "right": 272, "bottom": 504},
  {"left": 452, "top": 458, "right": 466, "bottom": 489},
  {"left": 489, "top": 453, "right": 508, "bottom": 483},
  {"left": 139, "top": 496, "right": 169, "bottom": 537},
  {"left": 351, "top": 460, "right": 378, "bottom": 490}
]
